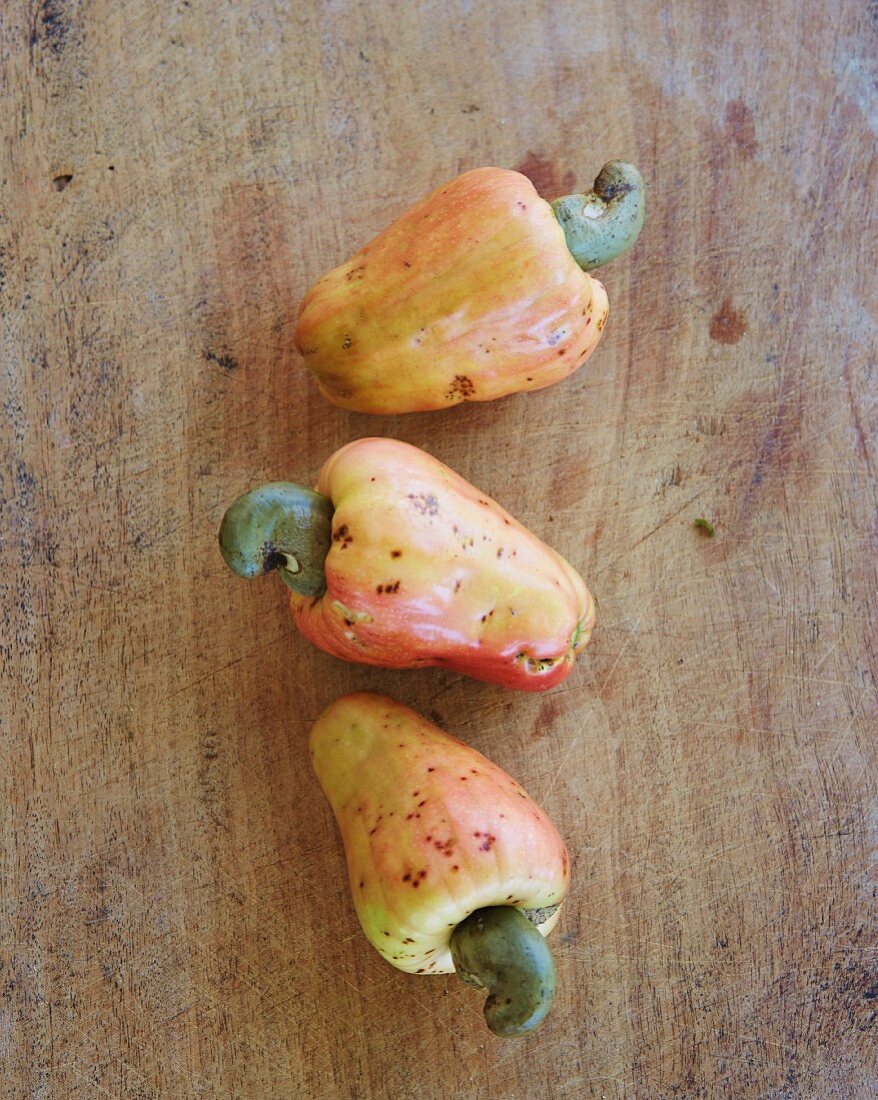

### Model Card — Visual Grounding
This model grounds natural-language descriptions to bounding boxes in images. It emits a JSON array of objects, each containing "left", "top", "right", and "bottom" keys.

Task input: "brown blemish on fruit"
[
  {"left": 446, "top": 374, "right": 476, "bottom": 401},
  {"left": 342, "top": 335, "right": 352, "bottom": 349},
  {"left": 391, "top": 549, "right": 402, "bottom": 558},
  {"left": 710, "top": 299, "right": 747, "bottom": 344}
]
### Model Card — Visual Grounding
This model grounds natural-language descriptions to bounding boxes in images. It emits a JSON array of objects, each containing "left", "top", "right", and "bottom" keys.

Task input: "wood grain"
[{"left": 2, "top": 1, "right": 876, "bottom": 1096}]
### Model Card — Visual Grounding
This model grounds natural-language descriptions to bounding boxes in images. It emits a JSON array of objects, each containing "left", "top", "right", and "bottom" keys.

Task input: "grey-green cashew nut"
[
  {"left": 552, "top": 161, "right": 646, "bottom": 271},
  {"left": 218, "top": 482, "right": 334, "bottom": 597},
  {"left": 450, "top": 906, "right": 557, "bottom": 1038}
]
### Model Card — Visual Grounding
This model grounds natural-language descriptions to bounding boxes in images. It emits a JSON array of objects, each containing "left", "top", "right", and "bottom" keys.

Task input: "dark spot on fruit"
[
  {"left": 451, "top": 865, "right": 459, "bottom": 872},
  {"left": 445, "top": 374, "right": 476, "bottom": 401},
  {"left": 407, "top": 492, "right": 439, "bottom": 516},
  {"left": 391, "top": 549, "right": 402, "bottom": 558}
]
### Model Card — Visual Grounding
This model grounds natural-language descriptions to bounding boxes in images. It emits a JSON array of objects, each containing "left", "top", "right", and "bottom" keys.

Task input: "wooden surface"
[{"left": 2, "top": 2, "right": 876, "bottom": 1096}]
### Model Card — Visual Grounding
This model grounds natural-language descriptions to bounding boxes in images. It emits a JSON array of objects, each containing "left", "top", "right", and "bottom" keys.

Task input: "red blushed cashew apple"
[
  {"left": 310, "top": 693, "right": 570, "bottom": 1037},
  {"left": 218, "top": 438, "right": 595, "bottom": 691},
  {"left": 294, "top": 162, "right": 645, "bottom": 413}
]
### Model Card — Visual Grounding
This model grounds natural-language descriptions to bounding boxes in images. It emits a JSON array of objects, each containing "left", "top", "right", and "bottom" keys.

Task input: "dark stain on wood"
[
  {"left": 515, "top": 151, "right": 576, "bottom": 200},
  {"left": 710, "top": 299, "right": 747, "bottom": 344},
  {"left": 725, "top": 100, "right": 758, "bottom": 158}
]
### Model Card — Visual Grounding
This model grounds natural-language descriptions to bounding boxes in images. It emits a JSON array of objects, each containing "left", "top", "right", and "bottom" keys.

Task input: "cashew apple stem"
[
  {"left": 218, "top": 482, "right": 334, "bottom": 597},
  {"left": 551, "top": 161, "right": 646, "bottom": 271},
  {"left": 449, "top": 906, "right": 557, "bottom": 1038}
]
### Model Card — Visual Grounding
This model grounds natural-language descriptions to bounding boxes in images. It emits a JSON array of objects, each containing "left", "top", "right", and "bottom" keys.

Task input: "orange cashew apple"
[
  {"left": 218, "top": 438, "right": 595, "bottom": 691},
  {"left": 310, "top": 692, "right": 570, "bottom": 1036},
  {"left": 294, "top": 161, "right": 645, "bottom": 412}
]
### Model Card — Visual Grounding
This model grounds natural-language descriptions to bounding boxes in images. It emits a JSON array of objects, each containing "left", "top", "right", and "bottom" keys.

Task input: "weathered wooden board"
[{"left": 1, "top": 1, "right": 876, "bottom": 1096}]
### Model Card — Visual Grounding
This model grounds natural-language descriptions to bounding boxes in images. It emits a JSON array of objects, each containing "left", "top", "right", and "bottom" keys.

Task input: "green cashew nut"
[
  {"left": 449, "top": 906, "right": 557, "bottom": 1038},
  {"left": 551, "top": 161, "right": 646, "bottom": 271},
  {"left": 218, "top": 482, "right": 334, "bottom": 597}
]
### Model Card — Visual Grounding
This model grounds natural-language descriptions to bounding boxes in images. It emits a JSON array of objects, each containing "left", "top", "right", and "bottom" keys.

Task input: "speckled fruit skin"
[
  {"left": 294, "top": 168, "right": 610, "bottom": 414},
  {"left": 310, "top": 693, "right": 570, "bottom": 975},
  {"left": 288, "top": 438, "right": 595, "bottom": 692}
]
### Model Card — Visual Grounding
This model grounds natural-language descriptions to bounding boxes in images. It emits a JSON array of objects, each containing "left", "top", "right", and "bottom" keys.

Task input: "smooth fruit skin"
[
  {"left": 309, "top": 693, "right": 570, "bottom": 975},
  {"left": 294, "top": 168, "right": 610, "bottom": 414},
  {"left": 288, "top": 438, "right": 595, "bottom": 691}
]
